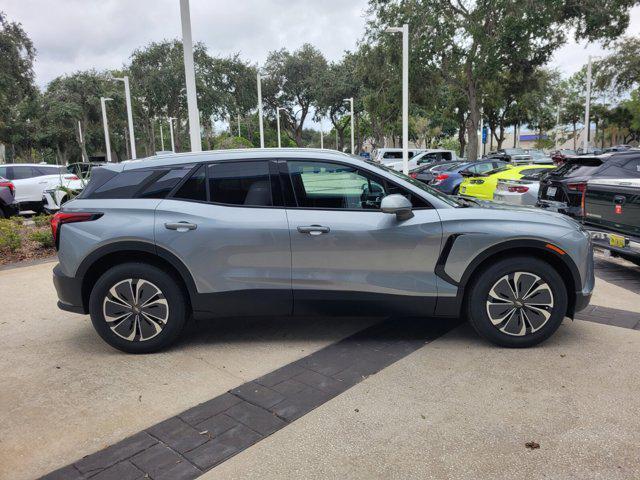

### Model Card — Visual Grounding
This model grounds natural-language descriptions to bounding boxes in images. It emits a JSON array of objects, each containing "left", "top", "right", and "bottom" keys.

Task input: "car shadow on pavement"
[
  {"left": 594, "top": 256, "right": 640, "bottom": 293},
  {"left": 174, "top": 315, "right": 464, "bottom": 351}
]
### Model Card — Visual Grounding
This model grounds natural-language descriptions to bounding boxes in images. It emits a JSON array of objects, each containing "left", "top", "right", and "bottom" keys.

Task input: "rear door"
[
  {"left": 282, "top": 159, "right": 443, "bottom": 316},
  {"left": 8, "top": 166, "right": 44, "bottom": 203},
  {"left": 154, "top": 160, "right": 292, "bottom": 316}
]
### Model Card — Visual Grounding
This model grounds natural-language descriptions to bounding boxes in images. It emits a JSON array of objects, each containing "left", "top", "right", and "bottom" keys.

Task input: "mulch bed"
[{"left": 0, "top": 218, "right": 56, "bottom": 267}]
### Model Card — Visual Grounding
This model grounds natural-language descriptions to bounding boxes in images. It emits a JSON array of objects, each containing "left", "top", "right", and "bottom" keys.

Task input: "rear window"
[
  {"left": 87, "top": 170, "right": 156, "bottom": 199},
  {"left": 553, "top": 159, "right": 602, "bottom": 178}
]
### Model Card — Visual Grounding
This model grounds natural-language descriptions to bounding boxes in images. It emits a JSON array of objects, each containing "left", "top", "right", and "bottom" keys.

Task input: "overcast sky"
[{"left": 4, "top": 0, "right": 640, "bottom": 88}]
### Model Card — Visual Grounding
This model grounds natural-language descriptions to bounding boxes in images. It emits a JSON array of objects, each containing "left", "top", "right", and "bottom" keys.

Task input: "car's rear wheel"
[
  {"left": 465, "top": 257, "right": 568, "bottom": 348},
  {"left": 89, "top": 262, "right": 187, "bottom": 353}
]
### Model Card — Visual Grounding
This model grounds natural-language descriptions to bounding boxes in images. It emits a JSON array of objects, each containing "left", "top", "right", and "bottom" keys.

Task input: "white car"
[
  {"left": 386, "top": 149, "right": 458, "bottom": 171},
  {"left": 0, "top": 163, "right": 82, "bottom": 213},
  {"left": 372, "top": 148, "right": 426, "bottom": 164}
]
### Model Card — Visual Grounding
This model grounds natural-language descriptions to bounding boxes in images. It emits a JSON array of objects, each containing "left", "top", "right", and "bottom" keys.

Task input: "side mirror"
[{"left": 381, "top": 194, "right": 414, "bottom": 221}]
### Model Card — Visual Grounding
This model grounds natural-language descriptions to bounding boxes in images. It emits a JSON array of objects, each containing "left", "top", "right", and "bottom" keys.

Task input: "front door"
[
  {"left": 283, "top": 159, "right": 443, "bottom": 316},
  {"left": 154, "top": 160, "right": 292, "bottom": 317}
]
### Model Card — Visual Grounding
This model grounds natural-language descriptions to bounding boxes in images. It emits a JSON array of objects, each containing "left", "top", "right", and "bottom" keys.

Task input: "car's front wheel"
[
  {"left": 465, "top": 257, "right": 568, "bottom": 348},
  {"left": 89, "top": 262, "right": 187, "bottom": 353}
]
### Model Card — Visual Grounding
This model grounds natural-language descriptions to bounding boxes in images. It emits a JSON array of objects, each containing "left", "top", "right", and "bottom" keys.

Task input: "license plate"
[
  {"left": 609, "top": 234, "right": 626, "bottom": 248},
  {"left": 547, "top": 186, "right": 557, "bottom": 197}
]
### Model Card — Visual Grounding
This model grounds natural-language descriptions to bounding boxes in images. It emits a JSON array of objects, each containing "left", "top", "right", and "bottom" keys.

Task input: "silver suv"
[{"left": 51, "top": 149, "right": 594, "bottom": 353}]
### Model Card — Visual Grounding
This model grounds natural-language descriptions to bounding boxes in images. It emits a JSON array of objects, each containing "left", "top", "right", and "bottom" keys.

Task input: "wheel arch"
[
  {"left": 436, "top": 237, "right": 581, "bottom": 319},
  {"left": 76, "top": 241, "right": 197, "bottom": 315}
]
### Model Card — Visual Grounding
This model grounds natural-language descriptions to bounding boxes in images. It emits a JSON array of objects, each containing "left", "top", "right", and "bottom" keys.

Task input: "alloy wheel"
[
  {"left": 102, "top": 278, "right": 169, "bottom": 342},
  {"left": 485, "top": 272, "right": 554, "bottom": 336}
]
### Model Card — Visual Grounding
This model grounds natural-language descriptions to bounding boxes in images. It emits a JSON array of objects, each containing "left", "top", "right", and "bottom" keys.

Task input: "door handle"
[
  {"left": 297, "top": 225, "right": 330, "bottom": 235},
  {"left": 165, "top": 222, "right": 197, "bottom": 232}
]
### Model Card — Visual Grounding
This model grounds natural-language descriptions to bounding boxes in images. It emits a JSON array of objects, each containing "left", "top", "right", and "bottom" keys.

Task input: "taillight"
[
  {"left": 409, "top": 172, "right": 418, "bottom": 179},
  {"left": 0, "top": 180, "right": 14, "bottom": 195},
  {"left": 567, "top": 182, "right": 587, "bottom": 192},
  {"left": 581, "top": 186, "right": 586, "bottom": 217},
  {"left": 51, "top": 212, "right": 103, "bottom": 249},
  {"left": 435, "top": 174, "right": 449, "bottom": 182},
  {"left": 508, "top": 186, "right": 529, "bottom": 193},
  {"left": 64, "top": 175, "right": 80, "bottom": 181}
]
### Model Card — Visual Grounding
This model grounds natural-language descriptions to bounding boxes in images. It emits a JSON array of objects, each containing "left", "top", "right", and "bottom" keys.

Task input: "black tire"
[
  {"left": 465, "top": 256, "right": 568, "bottom": 348},
  {"left": 89, "top": 262, "right": 187, "bottom": 353},
  {"left": 0, "top": 207, "right": 6, "bottom": 219},
  {"left": 451, "top": 185, "right": 460, "bottom": 195}
]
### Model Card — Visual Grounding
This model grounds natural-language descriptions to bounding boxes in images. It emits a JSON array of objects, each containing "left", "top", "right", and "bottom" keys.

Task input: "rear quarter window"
[
  {"left": 137, "top": 167, "right": 193, "bottom": 198},
  {"left": 86, "top": 170, "right": 156, "bottom": 199}
]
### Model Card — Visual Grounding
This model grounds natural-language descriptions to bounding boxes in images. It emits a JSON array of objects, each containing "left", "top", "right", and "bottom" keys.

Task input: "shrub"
[
  {"left": 29, "top": 229, "right": 54, "bottom": 249},
  {"left": 0, "top": 219, "right": 22, "bottom": 252},
  {"left": 32, "top": 214, "right": 53, "bottom": 228}
]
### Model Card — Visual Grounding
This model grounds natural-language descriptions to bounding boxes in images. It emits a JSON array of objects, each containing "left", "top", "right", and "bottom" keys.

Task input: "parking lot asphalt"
[{"left": 1, "top": 255, "right": 639, "bottom": 480}]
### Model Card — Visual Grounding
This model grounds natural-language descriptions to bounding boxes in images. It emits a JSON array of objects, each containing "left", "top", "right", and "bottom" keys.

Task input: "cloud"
[{"left": 4, "top": 0, "right": 369, "bottom": 88}]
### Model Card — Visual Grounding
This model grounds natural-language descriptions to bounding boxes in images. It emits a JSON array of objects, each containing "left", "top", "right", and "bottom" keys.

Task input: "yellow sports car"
[{"left": 459, "top": 164, "right": 556, "bottom": 200}]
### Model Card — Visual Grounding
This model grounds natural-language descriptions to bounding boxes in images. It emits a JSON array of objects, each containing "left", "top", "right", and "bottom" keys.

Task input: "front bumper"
[{"left": 53, "top": 264, "right": 86, "bottom": 314}]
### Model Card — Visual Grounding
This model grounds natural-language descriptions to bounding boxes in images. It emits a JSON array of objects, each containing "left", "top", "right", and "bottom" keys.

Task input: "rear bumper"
[
  {"left": 588, "top": 229, "right": 640, "bottom": 259},
  {"left": 53, "top": 264, "right": 86, "bottom": 314},
  {"left": 1, "top": 202, "right": 20, "bottom": 217},
  {"left": 536, "top": 199, "right": 582, "bottom": 217}
]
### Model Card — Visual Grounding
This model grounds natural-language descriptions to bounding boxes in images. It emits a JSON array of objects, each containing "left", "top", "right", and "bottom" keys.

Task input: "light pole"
[
  {"left": 168, "top": 117, "right": 176, "bottom": 152},
  {"left": 344, "top": 97, "right": 354, "bottom": 155},
  {"left": 158, "top": 118, "right": 165, "bottom": 150},
  {"left": 237, "top": 113, "right": 241, "bottom": 137},
  {"left": 583, "top": 55, "right": 594, "bottom": 153},
  {"left": 179, "top": 0, "right": 201, "bottom": 152},
  {"left": 257, "top": 72, "right": 265, "bottom": 148},
  {"left": 100, "top": 97, "right": 113, "bottom": 163},
  {"left": 555, "top": 105, "right": 561, "bottom": 150},
  {"left": 276, "top": 107, "right": 283, "bottom": 148},
  {"left": 386, "top": 24, "right": 409, "bottom": 174},
  {"left": 110, "top": 75, "right": 136, "bottom": 159},
  {"left": 320, "top": 126, "right": 324, "bottom": 149}
]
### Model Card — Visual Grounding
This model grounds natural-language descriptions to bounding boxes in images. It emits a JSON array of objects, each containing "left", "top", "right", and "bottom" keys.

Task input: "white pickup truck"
[{"left": 0, "top": 163, "right": 84, "bottom": 214}]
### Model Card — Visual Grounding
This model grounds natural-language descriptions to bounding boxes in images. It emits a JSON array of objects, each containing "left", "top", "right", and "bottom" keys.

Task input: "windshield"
[
  {"left": 504, "top": 148, "right": 526, "bottom": 155},
  {"left": 366, "top": 161, "right": 462, "bottom": 207}
]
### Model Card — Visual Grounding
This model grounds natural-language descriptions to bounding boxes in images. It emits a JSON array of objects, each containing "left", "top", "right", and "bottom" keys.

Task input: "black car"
[
  {"left": 0, "top": 176, "right": 19, "bottom": 218},
  {"left": 537, "top": 151, "right": 640, "bottom": 218}
]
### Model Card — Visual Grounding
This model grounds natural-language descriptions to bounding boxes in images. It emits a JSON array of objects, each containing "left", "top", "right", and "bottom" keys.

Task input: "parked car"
[
  {"left": 585, "top": 178, "right": 640, "bottom": 266},
  {"left": 431, "top": 160, "right": 507, "bottom": 195},
  {"left": 0, "top": 177, "right": 19, "bottom": 218},
  {"left": 493, "top": 168, "right": 556, "bottom": 206},
  {"left": 42, "top": 162, "right": 103, "bottom": 213},
  {"left": 602, "top": 145, "right": 632, "bottom": 153},
  {"left": 537, "top": 156, "right": 606, "bottom": 218},
  {"left": 51, "top": 149, "right": 594, "bottom": 353},
  {"left": 486, "top": 148, "right": 533, "bottom": 164},
  {"left": 0, "top": 163, "right": 81, "bottom": 213},
  {"left": 459, "top": 164, "right": 556, "bottom": 200},
  {"left": 525, "top": 149, "right": 554, "bottom": 164},
  {"left": 409, "top": 161, "right": 466, "bottom": 184},
  {"left": 373, "top": 148, "right": 425, "bottom": 164},
  {"left": 537, "top": 152, "right": 640, "bottom": 218},
  {"left": 386, "top": 149, "right": 458, "bottom": 171},
  {"left": 550, "top": 149, "right": 576, "bottom": 166}
]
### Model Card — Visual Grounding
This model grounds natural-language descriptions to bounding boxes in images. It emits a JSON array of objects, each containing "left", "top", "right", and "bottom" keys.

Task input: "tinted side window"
[
  {"left": 623, "top": 158, "right": 640, "bottom": 175},
  {"left": 9, "top": 166, "right": 38, "bottom": 180},
  {"left": 138, "top": 167, "right": 192, "bottom": 199},
  {"left": 208, "top": 161, "right": 272, "bottom": 206},
  {"left": 0, "top": 167, "right": 6, "bottom": 178},
  {"left": 173, "top": 165, "right": 206, "bottom": 202},
  {"left": 35, "top": 166, "right": 64, "bottom": 176},
  {"left": 88, "top": 170, "right": 156, "bottom": 199}
]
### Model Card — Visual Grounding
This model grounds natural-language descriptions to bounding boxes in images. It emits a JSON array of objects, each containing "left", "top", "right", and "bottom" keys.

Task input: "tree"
[
  {"left": 596, "top": 36, "right": 640, "bottom": 95},
  {"left": 368, "top": 0, "right": 639, "bottom": 160},
  {"left": 263, "top": 44, "right": 327, "bottom": 146},
  {"left": 0, "top": 11, "right": 37, "bottom": 161}
]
